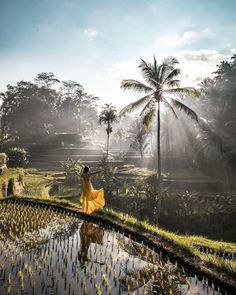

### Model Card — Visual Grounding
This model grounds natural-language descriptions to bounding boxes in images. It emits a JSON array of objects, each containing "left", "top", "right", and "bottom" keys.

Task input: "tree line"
[
  {"left": 0, "top": 73, "right": 99, "bottom": 145},
  {"left": 0, "top": 54, "right": 236, "bottom": 187}
]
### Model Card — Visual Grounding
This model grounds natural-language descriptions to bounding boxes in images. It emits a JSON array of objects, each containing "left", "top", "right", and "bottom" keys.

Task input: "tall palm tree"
[
  {"left": 120, "top": 56, "right": 199, "bottom": 185},
  {"left": 99, "top": 104, "right": 117, "bottom": 159}
]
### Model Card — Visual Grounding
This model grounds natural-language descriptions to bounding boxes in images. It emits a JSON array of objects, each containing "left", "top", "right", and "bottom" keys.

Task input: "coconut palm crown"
[
  {"left": 99, "top": 103, "right": 118, "bottom": 158},
  {"left": 120, "top": 56, "right": 200, "bottom": 183}
]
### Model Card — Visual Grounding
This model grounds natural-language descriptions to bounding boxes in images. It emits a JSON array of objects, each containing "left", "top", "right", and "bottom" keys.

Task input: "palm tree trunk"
[
  {"left": 107, "top": 134, "right": 109, "bottom": 159},
  {"left": 157, "top": 101, "right": 161, "bottom": 185},
  {"left": 78, "top": 111, "right": 81, "bottom": 135},
  {"left": 107, "top": 124, "right": 110, "bottom": 160},
  {"left": 154, "top": 101, "right": 162, "bottom": 225}
]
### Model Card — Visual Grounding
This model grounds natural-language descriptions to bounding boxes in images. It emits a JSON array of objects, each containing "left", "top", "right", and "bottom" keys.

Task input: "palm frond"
[
  {"left": 157, "top": 63, "right": 165, "bottom": 82},
  {"left": 138, "top": 59, "right": 153, "bottom": 75},
  {"left": 153, "top": 56, "right": 158, "bottom": 73},
  {"left": 143, "top": 142, "right": 150, "bottom": 150},
  {"left": 166, "top": 79, "right": 181, "bottom": 87},
  {"left": 138, "top": 59, "right": 157, "bottom": 87},
  {"left": 165, "top": 87, "right": 200, "bottom": 98},
  {"left": 121, "top": 79, "right": 153, "bottom": 93},
  {"left": 142, "top": 107, "right": 156, "bottom": 129},
  {"left": 162, "top": 98, "right": 178, "bottom": 119},
  {"left": 163, "top": 68, "right": 181, "bottom": 84},
  {"left": 198, "top": 118, "right": 222, "bottom": 146},
  {"left": 162, "top": 57, "right": 179, "bottom": 66},
  {"left": 140, "top": 97, "right": 156, "bottom": 117},
  {"left": 159, "top": 64, "right": 173, "bottom": 83},
  {"left": 99, "top": 103, "right": 117, "bottom": 125},
  {"left": 98, "top": 117, "right": 104, "bottom": 125},
  {"left": 119, "top": 94, "right": 152, "bottom": 117},
  {"left": 158, "top": 57, "right": 178, "bottom": 82},
  {"left": 169, "top": 98, "right": 198, "bottom": 122}
]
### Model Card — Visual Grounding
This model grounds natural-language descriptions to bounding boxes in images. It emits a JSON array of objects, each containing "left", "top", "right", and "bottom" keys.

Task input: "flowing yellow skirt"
[{"left": 80, "top": 180, "right": 105, "bottom": 214}]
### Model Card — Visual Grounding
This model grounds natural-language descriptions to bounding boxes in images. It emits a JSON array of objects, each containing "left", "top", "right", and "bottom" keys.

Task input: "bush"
[
  {"left": 93, "top": 156, "right": 118, "bottom": 199},
  {"left": 7, "top": 147, "right": 30, "bottom": 168},
  {"left": 0, "top": 153, "right": 7, "bottom": 165},
  {"left": 60, "top": 158, "right": 83, "bottom": 184}
]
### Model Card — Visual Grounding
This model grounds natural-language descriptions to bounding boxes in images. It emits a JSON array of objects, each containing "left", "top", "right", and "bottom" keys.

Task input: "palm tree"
[
  {"left": 99, "top": 104, "right": 117, "bottom": 159},
  {"left": 114, "top": 126, "right": 126, "bottom": 153},
  {"left": 128, "top": 119, "right": 150, "bottom": 159},
  {"left": 120, "top": 56, "right": 199, "bottom": 185}
]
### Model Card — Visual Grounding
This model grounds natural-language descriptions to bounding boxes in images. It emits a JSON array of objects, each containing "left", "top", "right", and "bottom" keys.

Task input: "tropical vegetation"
[
  {"left": 99, "top": 103, "right": 118, "bottom": 158},
  {"left": 120, "top": 56, "right": 199, "bottom": 184}
]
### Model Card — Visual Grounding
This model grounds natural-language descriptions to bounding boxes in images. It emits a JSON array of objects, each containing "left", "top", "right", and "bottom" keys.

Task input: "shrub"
[
  {"left": 7, "top": 177, "right": 15, "bottom": 196},
  {"left": 7, "top": 147, "right": 30, "bottom": 168},
  {"left": 60, "top": 158, "right": 83, "bottom": 184},
  {"left": 93, "top": 156, "right": 118, "bottom": 199},
  {"left": 0, "top": 153, "right": 7, "bottom": 165}
]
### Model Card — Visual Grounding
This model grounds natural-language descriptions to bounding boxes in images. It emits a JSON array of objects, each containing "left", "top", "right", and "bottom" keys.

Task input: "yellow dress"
[
  {"left": 80, "top": 175, "right": 105, "bottom": 214},
  {"left": 78, "top": 222, "right": 104, "bottom": 266}
]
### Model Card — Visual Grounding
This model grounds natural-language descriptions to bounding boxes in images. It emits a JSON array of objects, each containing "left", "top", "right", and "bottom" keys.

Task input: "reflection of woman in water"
[
  {"left": 78, "top": 222, "right": 104, "bottom": 267},
  {"left": 80, "top": 166, "right": 105, "bottom": 214}
]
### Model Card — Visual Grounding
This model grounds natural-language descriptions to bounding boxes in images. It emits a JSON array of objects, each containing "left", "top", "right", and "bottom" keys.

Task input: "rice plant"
[{"left": 0, "top": 201, "right": 228, "bottom": 295}]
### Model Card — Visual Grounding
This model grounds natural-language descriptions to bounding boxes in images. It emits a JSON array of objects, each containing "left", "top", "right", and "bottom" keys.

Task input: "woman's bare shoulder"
[{"left": 81, "top": 173, "right": 90, "bottom": 179}]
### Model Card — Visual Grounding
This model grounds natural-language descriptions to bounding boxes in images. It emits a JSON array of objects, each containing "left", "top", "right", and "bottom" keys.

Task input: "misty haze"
[{"left": 0, "top": 1, "right": 235, "bottom": 295}]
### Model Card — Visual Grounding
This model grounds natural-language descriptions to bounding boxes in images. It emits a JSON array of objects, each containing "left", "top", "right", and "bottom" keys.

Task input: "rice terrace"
[
  {"left": 0, "top": 198, "right": 234, "bottom": 295},
  {"left": 0, "top": 0, "right": 236, "bottom": 294}
]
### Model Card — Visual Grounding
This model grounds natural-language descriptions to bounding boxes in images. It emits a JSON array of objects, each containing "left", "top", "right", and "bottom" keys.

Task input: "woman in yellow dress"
[{"left": 80, "top": 166, "right": 105, "bottom": 214}]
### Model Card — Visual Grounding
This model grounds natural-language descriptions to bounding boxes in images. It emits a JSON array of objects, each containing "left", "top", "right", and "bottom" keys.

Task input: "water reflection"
[
  {"left": 0, "top": 202, "right": 232, "bottom": 295},
  {"left": 78, "top": 222, "right": 104, "bottom": 267}
]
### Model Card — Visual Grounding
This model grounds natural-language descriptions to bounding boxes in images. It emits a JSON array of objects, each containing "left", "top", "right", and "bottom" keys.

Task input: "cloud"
[
  {"left": 105, "top": 49, "right": 230, "bottom": 109},
  {"left": 83, "top": 28, "right": 98, "bottom": 39},
  {"left": 176, "top": 49, "right": 230, "bottom": 86},
  {"left": 154, "top": 28, "right": 214, "bottom": 51},
  {"left": 0, "top": 28, "right": 232, "bottom": 110},
  {"left": 230, "top": 48, "right": 236, "bottom": 53},
  {"left": 1, "top": 48, "right": 226, "bottom": 110},
  {"left": 179, "top": 49, "right": 227, "bottom": 64}
]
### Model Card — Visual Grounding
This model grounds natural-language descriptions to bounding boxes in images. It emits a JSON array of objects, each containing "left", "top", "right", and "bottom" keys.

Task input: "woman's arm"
[{"left": 89, "top": 170, "right": 102, "bottom": 176}]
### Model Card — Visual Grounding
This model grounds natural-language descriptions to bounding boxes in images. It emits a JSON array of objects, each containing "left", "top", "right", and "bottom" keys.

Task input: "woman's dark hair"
[{"left": 83, "top": 166, "right": 90, "bottom": 174}]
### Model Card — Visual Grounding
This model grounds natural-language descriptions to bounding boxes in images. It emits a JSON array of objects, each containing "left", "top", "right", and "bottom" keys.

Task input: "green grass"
[
  {"left": 52, "top": 183, "right": 81, "bottom": 203},
  {"left": 96, "top": 208, "right": 236, "bottom": 275},
  {"left": 22, "top": 169, "right": 81, "bottom": 208},
  {"left": 200, "top": 253, "right": 236, "bottom": 274},
  {"left": 24, "top": 173, "right": 51, "bottom": 198},
  {"left": 10, "top": 194, "right": 81, "bottom": 209},
  {"left": 1, "top": 168, "right": 81, "bottom": 209}
]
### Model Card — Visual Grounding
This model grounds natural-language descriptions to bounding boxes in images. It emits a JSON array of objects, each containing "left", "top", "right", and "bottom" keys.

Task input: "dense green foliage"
[
  {"left": 60, "top": 158, "right": 83, "bottom": 184},
  {"left": 7, "top": 147, "right": 29, "bottom": 168},
  {"left": 195, "top": 55, "right": 236, "bottom": 186},
  {"left": 127, "top": 119, "right": 151, "bottom": 158},
  {"left": 0, "top": 73, "right": 99, "bottom": 145}
]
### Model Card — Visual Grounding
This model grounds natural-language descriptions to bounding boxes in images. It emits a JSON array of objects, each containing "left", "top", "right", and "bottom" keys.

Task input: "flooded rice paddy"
[{"left": 0, "top": 201, "right": 230, "bottom": 295}]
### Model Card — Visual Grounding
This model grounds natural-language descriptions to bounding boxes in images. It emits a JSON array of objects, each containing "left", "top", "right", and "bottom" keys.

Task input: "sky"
[{"left": 0, "top": 0, "right": 236, "bottom": 109}]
